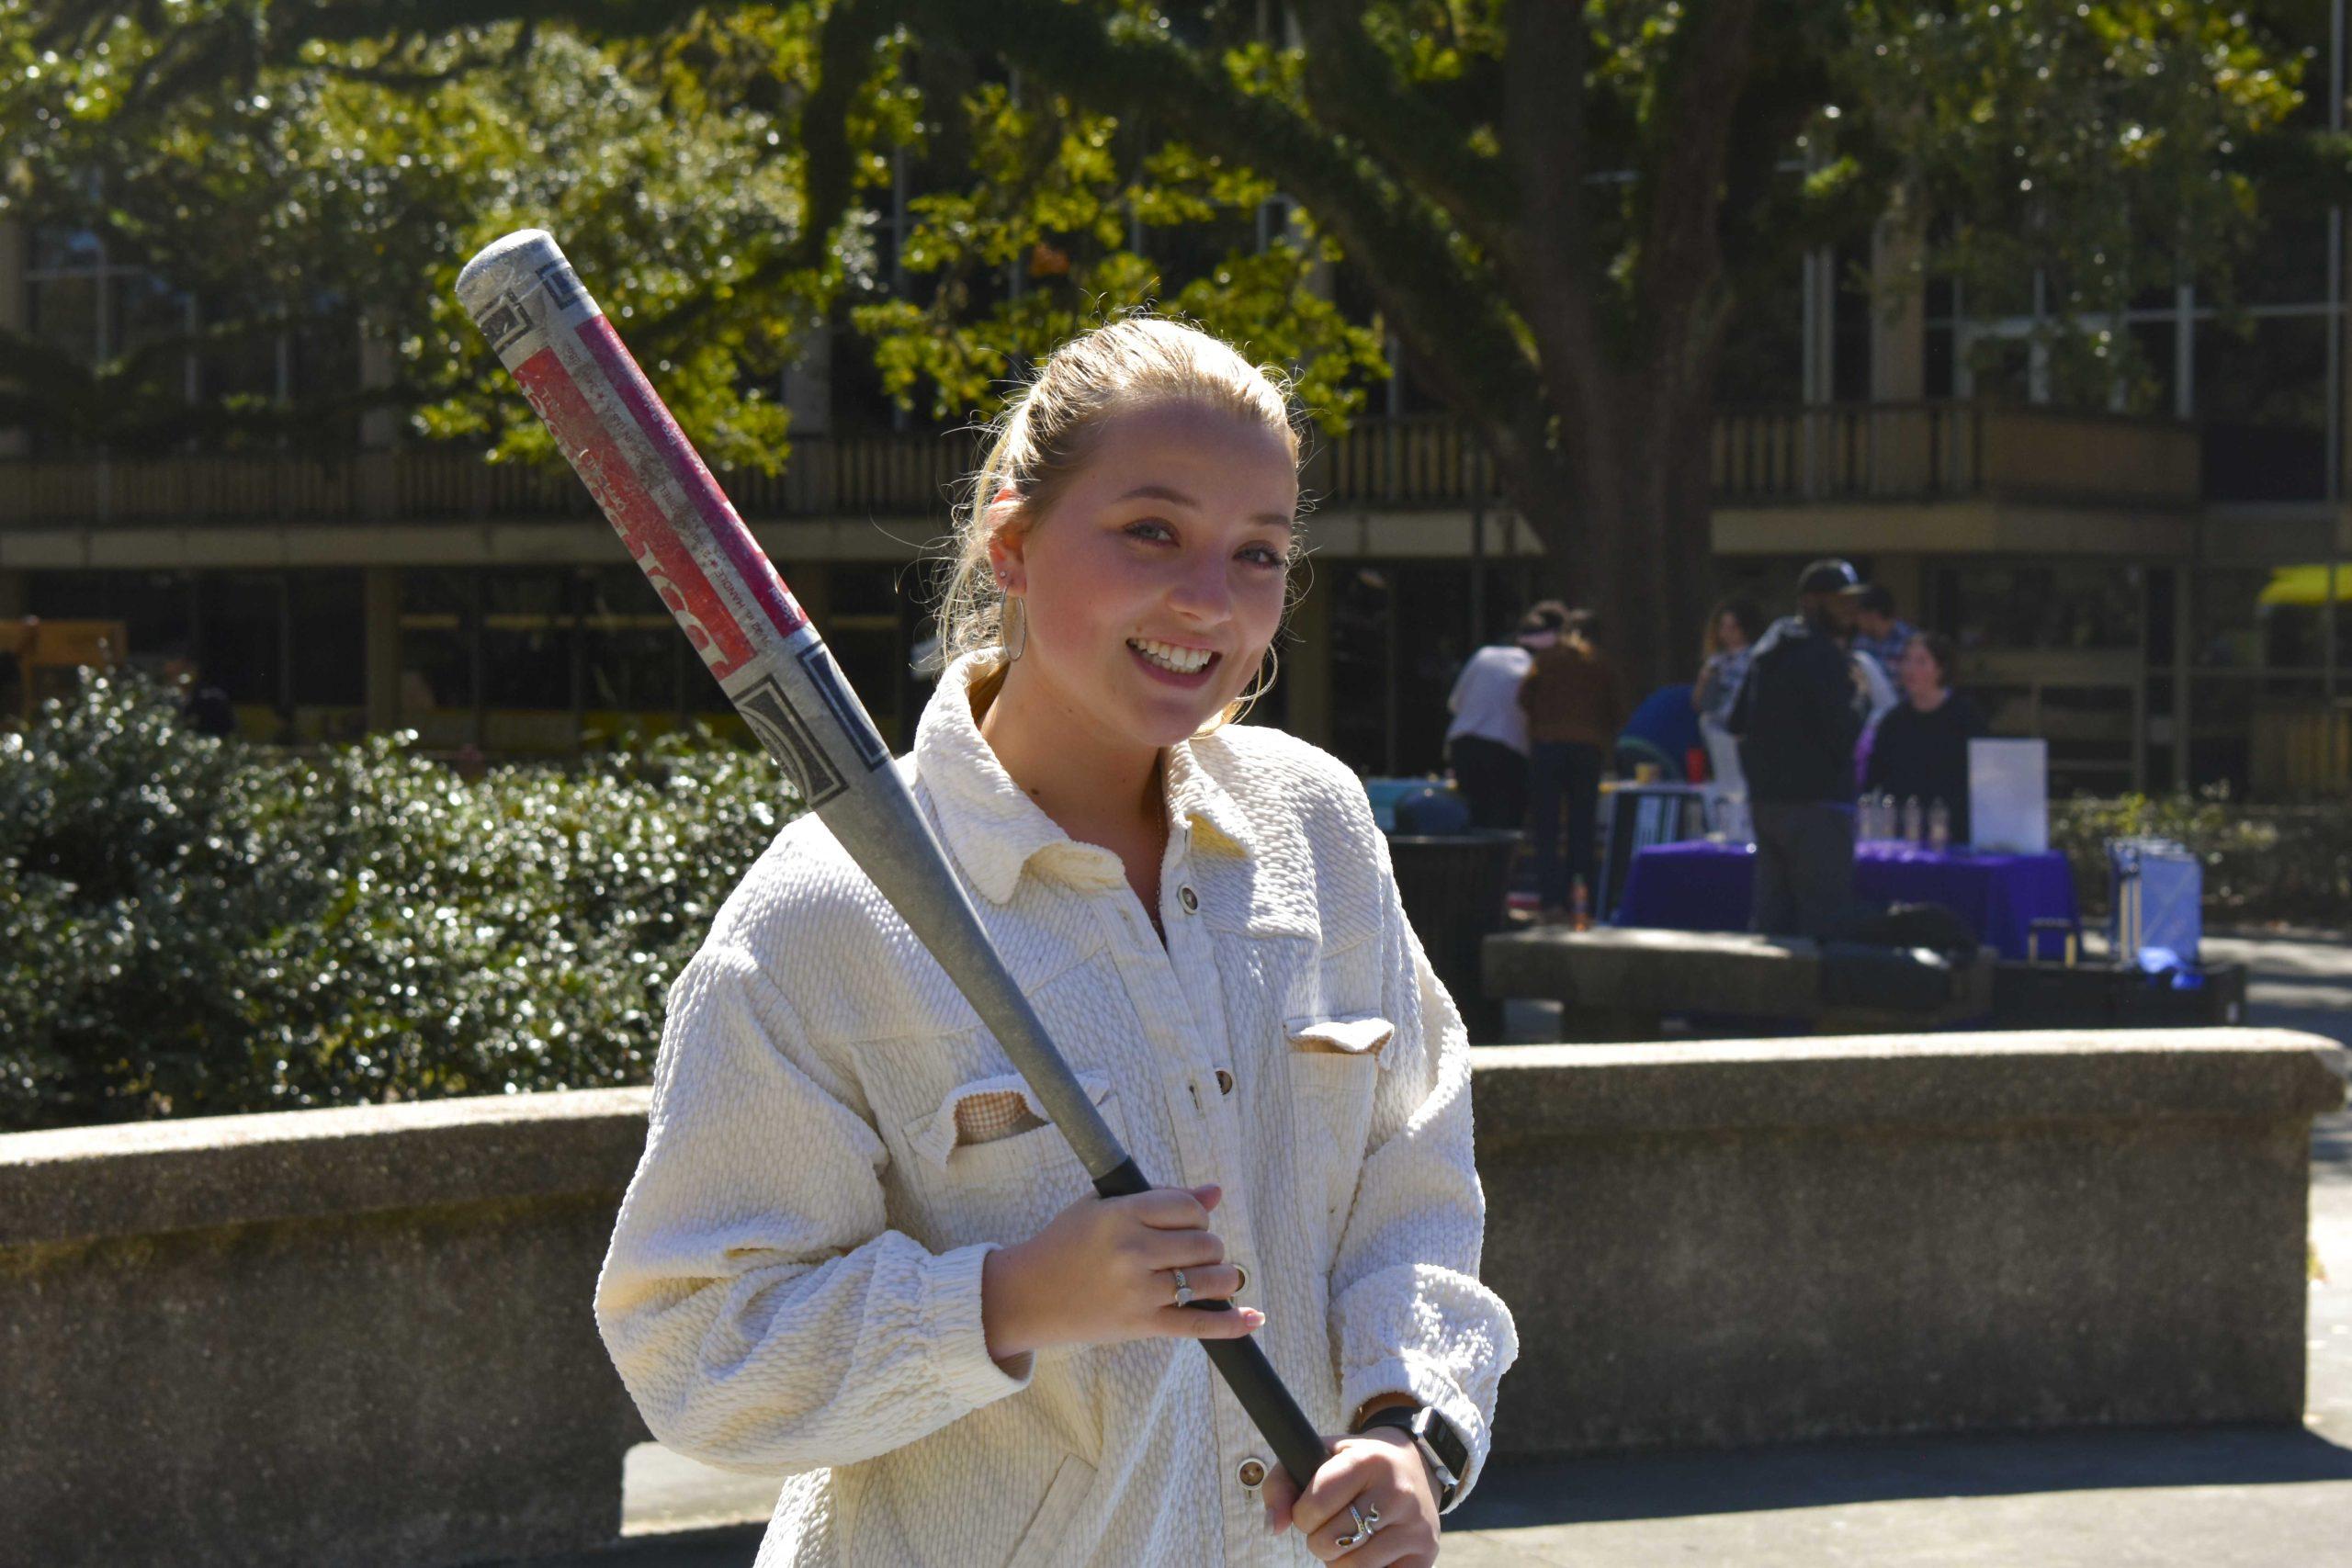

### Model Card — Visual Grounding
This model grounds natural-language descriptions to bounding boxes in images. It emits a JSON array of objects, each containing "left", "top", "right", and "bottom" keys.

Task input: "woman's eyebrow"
[
  {"left": 1117, "top": 481, "right": 1294, "bottom": 530},
  {"left": 1115, "top": 482, "right": 1198, "bottom": 508}
]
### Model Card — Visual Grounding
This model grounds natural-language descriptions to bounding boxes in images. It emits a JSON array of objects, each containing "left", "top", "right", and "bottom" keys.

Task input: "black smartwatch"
[{"left": 1353, "top": 1403, "right": 1467, "bottom": 1511}]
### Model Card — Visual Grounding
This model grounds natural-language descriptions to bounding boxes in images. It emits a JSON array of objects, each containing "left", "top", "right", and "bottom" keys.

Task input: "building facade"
[{"left": 5, "top": 191, "right": 2348, "bottom": 796}]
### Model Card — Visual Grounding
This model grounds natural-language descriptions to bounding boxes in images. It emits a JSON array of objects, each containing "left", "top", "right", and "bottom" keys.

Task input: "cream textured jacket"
[{"left": 594, "top": 654, "right": 1520, "bottom": 1567}]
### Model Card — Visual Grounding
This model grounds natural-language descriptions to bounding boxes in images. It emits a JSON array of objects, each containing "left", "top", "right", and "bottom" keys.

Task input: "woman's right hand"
[{"left": 981, "top": 1183, "right": 1261, "bottom": 1360}]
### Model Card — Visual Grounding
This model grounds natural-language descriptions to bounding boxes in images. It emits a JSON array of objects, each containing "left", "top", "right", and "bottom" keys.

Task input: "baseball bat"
[{"left": 454, "top": 230, "right": 1329, "bottom": 1490}]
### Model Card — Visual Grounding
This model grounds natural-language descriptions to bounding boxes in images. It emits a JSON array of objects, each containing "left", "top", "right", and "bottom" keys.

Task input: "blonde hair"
[{"left": 937, "top": 315, "right": 1306, "bottom": 725}]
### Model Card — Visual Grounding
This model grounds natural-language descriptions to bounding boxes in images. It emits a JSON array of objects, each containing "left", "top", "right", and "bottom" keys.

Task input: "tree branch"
[
  {"left": 1285, "top": 1, "right": 1513, "bottom": 256},
  {"left": 797, "top": 0, "right": 1545, "bottom": 446}
]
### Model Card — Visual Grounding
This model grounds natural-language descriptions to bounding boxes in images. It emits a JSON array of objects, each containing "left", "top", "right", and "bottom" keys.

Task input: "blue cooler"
[{"left": 2107, "top": 838, "right": 2201, "bottom": 967}]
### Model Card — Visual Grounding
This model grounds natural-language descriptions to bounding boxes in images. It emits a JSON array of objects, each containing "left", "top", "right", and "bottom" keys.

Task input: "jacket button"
[
  {"left": 1180, "top": 886, "right": 1199, "bottom": 913},
  {"left": 1215, "top": 1067, "right": 1234, "bottom": 1095},
  {"left": 1234, "top": 1262, "right": 1250, "bottom": 1293},
  {"left": 1236, "top": 1456, "right": 1267, "bottom": 1491}
]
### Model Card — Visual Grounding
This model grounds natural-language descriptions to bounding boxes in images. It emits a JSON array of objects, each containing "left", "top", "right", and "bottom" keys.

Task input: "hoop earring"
[
  {"left": 1201, "top": 642, "right": 1281, "bottom": 735},
  {"left": 1001, "top": 596, "right": 1027, "bottom": 663}
]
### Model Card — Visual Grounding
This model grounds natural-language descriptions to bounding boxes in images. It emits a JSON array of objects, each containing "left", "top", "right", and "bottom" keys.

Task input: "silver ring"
[
  {"left": 1334, "top": 1501, "right": 1383, "bottom": 1550},
  {"left": 1170, "top": 1268, "right": 1194, "bottom": 1308}
]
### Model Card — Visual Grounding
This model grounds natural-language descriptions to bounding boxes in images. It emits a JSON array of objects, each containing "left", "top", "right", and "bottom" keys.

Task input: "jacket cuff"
[
  {"left": 924, "top": 1243, "right": 1034, "bottom": 1409},
  {"left": 1340, "top": 1352, "right": 1492, "bottom": 1514}
]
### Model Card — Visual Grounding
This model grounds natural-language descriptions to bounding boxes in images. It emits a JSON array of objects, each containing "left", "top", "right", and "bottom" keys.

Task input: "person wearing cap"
[{"left": 1724, "top": 559, "right": 1876, "bottom": 938}]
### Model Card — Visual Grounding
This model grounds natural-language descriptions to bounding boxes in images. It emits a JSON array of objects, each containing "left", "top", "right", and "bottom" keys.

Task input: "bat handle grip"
[{"left": 1091, "top": 1160, "right": 1332, "bottom": 1490}]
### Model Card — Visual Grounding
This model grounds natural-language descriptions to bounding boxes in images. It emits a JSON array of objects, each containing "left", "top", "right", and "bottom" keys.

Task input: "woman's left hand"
[{"left": 1261, "top": 1427, "right": 1441, "bottom": 1564}]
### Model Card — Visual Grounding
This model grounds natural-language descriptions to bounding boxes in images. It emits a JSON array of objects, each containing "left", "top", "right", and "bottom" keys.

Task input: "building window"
[
  {"left": 2196, "top": 315, "right": 2329, "bottom": 502},
  {"left": 288, "top": 571, "right": 365, "bottom": 707},
  {"left": 827, "top": 562, "right": 919, "bottom": 749},
  {"left": 479, "top": 569, "right": 576, "bottom": 711},
  {"left": 1939, "top": 564, "right": 2142, "bottom": 653},
  {"left": 1329, "top": 562, "right": 1480, "bottom": 777},
  {"left": 400, "top": 569, "right": 478, "bottom": 726},
  {"left": 581, "top": 565, "right": 682, "bottom": 721}
]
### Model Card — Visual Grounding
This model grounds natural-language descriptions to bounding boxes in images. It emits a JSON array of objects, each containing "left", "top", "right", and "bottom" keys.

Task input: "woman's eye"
[
  {"left": 1238, "top": 543, "right": 1289, "bottom": 569},
  {"left": 1125, "top": 519, "right": 1175, "bottom": 544}
]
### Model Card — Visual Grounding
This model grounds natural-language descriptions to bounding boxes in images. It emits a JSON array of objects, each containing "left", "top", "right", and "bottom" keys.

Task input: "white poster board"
[{"left": 1968, "top": 738, "right": 2048, "bottom": 853}]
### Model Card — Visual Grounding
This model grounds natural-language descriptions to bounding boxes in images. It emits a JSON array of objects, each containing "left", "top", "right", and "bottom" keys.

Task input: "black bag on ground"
[
  {"left": 1834, "top": 901, "right": 1981, "bottom": 960},
  {"left": 1816, "top": 901, "right": 1979, "bottom": 1012}
]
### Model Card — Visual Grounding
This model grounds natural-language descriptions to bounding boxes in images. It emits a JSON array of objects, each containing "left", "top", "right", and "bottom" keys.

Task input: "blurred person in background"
[
  {"left": 1851, "top": 584, "right": 1917, "bottom": 680},
  {"left": 1692, "top": 595, "right": 1765, "bottom": 792},
  {"left": 1728, "top": 560, "right": 1871, "bottom": 938},
  {"left": 1444, "top": 602, "right": 1566, "bottom": 829},
  {"left": 1691, "top": 596, "right": 1765, "bottom": 729},
  {"left": 1863, "top": 631, "right": 1986, "bottom": 843},
  {"left": 1519, "top": 608, "right": 1626, "bottom": 921}
]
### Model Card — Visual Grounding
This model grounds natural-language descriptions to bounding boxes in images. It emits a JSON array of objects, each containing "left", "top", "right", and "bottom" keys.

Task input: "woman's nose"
[{"left": 1163, "top": 548, "right": 1235, "bottom": 621}]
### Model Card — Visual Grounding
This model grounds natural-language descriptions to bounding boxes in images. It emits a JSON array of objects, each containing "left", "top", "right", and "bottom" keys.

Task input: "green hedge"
[
  {"left": 2050, "top": 789, "right": 2352, "bottom": 926},
  {"left": 1, "top": 674, "right": 800, "bottom": 1133}
]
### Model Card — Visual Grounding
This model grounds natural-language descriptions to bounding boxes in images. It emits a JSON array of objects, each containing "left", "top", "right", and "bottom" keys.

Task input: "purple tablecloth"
[{"left": 1614, "top": 840, "right": 2080, "bottom": 960}]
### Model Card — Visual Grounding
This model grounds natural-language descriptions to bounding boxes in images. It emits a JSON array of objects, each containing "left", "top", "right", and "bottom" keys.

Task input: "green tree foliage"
[
  {"left": 0, "top": 2, "right": 1384, "bottom": 465},
  {"left": 0, "top": 673, "right": 797, "bottom": 1132},
  {"left": 1, "top": 8, "right": 822, "bottom": 468}
]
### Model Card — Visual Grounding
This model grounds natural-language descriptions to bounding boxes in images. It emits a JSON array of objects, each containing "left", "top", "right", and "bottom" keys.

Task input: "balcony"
[
  {"left": 0, "top": 403, "right": 2199, "bottom": 529},
  {"left": 1713, "top": 403, "right": 2200, "bottom": 510}
]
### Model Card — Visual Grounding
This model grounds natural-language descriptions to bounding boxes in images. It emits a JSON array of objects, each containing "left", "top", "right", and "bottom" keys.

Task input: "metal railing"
[
  {"left": 0, "top": 404, "right": 2200, "bottom": 528},
  {"left": 1713, "top": 402, "right": 2200, "bottom": 508}
]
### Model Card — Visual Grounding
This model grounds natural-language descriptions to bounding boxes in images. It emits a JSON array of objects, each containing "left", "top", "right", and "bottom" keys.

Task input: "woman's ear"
[{"left": 983, "top": 487, "right": 1029, "bottom": 594}]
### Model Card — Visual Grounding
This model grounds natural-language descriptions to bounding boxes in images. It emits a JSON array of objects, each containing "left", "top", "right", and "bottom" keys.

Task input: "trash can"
[{"left": 1385, "top": 830, "right": 1522, "bottom": 1043}]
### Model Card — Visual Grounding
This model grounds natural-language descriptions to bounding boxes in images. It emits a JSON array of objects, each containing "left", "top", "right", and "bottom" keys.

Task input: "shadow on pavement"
[
  {"left": 479, "top": 1522, "right": 763, "bottom": 1568},
  {"left": 1453, "top": 1422, "right": 2352, "bottom": 1529}
]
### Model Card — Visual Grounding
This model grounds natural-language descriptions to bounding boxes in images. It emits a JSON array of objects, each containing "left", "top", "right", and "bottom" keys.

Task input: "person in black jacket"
[
  {"left": 1726, "top": 559, "right": 1874, "bottom": 938},
  {"left": 1864, "top": 630, "right": 1987, "bottom": 842}
]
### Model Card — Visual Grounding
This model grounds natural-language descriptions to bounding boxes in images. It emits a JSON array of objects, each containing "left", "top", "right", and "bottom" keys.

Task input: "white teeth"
[{"left": 1130, "top": 638, "right": 1214, "bottom": 673}]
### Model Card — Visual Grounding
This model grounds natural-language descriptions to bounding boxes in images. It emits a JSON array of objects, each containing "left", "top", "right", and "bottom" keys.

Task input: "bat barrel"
[{"left": 454, "top": 226, "right": 1133, "bottom": 1178}]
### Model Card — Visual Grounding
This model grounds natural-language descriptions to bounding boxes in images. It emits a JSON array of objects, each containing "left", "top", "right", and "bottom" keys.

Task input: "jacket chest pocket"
[
  {"left": 883, "top": 1068, "right": 1127, "bottom": 1251},
  {"left": 1283, "top": 1013, "right": 1393, "bottom": 1223}
]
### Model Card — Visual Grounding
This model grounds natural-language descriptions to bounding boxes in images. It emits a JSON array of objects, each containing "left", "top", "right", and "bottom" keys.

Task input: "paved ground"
[{"left": 528, "top": 931, "right": 2352, "bottom": 1566}]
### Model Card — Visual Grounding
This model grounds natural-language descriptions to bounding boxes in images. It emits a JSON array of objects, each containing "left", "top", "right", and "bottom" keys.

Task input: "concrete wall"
[
  {"left": 1477, "top": 1031, "right": 2343, "bottom": 1455},
  {"left": 1, "top": 1093, "right": 652, "bottom": 1568},
  {"left": 2, "top": 1031, "right": 2340, "bottom": 1567}
]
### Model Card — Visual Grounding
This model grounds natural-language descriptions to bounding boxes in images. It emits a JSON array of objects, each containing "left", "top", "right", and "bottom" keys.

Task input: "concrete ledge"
[
  {"left": 4, "top": 1032, "right": 2341, "bottom": 1564},
  {"left": 1475, "top": 1029, "right": 2347, "bottom": 1138},
  {"left": 1477, "top": 1029, "right": 2346, "bottom": 1458},
  {"left": 0, "top": 1088, "right": 650, "bottom": 1248}
]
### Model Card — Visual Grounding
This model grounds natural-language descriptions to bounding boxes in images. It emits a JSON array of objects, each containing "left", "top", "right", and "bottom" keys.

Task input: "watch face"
[{"left": 1414, "top": 1406, "right": 1468, "bottom": 1474}]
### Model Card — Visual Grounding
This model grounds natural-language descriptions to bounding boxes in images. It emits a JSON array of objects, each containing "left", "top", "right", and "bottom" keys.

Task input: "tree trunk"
[{"left": 1494, "top": 369, "right": 1717, "bottom": 698}]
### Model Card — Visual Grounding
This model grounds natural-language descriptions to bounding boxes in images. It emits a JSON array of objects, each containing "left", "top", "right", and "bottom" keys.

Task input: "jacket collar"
[{"left": 912, "top": 653, "right": 1259, "bottom": 905}]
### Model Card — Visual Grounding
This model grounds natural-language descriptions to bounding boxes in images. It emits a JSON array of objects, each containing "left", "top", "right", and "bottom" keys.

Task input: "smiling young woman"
[
  {"left": 977, "top": 400, "right": 1300, "bottom": 928},
  {"left": 595, "top": 317, "right": 1517, "bottom": 1568}
]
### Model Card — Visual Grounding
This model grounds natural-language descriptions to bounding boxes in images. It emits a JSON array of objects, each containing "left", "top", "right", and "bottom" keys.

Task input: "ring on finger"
[
  {"left": 1334, "top": 1500, "right": 1383, "bottom": 1550},
  {"left": 1170, "top": 1268, "right": 1194, "bottom": 1308}
]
